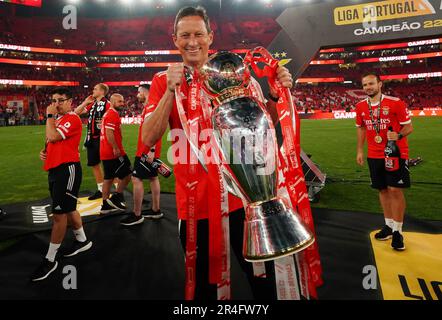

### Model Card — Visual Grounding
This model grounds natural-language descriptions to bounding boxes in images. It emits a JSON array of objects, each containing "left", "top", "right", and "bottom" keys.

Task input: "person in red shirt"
[
  {"left": 356, "top": 73, "right": 413, "bottom": 251},
  {"left": 32, "top": 88, "right": 92, "bottom": 282},
  {"left": 75, "top": 83, "right": 111, "bottom": 201},
  {"left": 121, "top": 84, "right": 163, "bottom": 226},
  {"left": 142, "top": 6, "right": 293, "bottom": 300},
  {"left": 99, "top": 93, "right": 132, "bottom": 214}
]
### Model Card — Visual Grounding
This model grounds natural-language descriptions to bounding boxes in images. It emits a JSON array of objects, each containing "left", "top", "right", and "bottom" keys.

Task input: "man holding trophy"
[{"left": 142, "top": 6, "right": 322, "bottom": 300}]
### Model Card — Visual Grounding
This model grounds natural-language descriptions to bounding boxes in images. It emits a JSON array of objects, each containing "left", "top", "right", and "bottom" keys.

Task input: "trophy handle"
[{"left": 221, "top": 167, "right": 248, "bottom": 202}]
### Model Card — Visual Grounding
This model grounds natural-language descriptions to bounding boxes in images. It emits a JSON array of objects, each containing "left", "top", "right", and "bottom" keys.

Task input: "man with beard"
[
  {"left": 356, "top": 72, "right": 413, "bottom": 251},
  {"left": 75, "top": 83, "right": 111, "bottom": 200},
  {"left": 99, "top": 93, "right": 132, "bottom": 214},
  {"left": 121, "top": 84, "right": 163, "bottom": 226}
]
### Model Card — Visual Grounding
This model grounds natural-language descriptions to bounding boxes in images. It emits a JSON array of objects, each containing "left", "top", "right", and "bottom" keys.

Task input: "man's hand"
[
  {"left": 113, "top": 147, "right": 121, "bottom": 157},
  {"left": 83, "top": 95, "right": 95, "bottom": 105},
  {"left": 167, "top": 63, "right": 184, "bottom": 93},
  {"left": 46, "top": 102, "right": 57, "bottom": 115},
  {"left": 276, "top": 66, "right": 293, "bottom": 88},
  {"left": 269, "top": 66, "right": 293, "bottom": 98},
  {"left": 387, "top": 131, "right": 399, "bottom": 141},
  {"left": 147, "top": 151, "right": 155, "bottom": 163},
  {"left": 356, "top": 151, "right": 364, "bottom": 166},
  {"left": 39, "top": 149, "right": 47, "bottom": 161}
]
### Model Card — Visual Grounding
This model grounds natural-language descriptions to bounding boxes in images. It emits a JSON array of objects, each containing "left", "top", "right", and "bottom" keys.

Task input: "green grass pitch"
[{"left": 0, "top": 117, "right": 441, "bottom": 220}]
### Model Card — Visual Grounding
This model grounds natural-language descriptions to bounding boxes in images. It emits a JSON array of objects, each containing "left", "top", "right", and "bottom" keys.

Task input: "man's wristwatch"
[
  {"left": 47, "top": 114, "right": 54, "bottom": 119},
  {"left": 398, "top": 133, "right": 403, "bottom": 140}
]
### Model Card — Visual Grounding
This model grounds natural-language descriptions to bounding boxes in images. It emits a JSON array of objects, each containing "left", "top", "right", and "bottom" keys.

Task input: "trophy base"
[{"left": 243, "top": 197, "right": 315, "bottom": 262}]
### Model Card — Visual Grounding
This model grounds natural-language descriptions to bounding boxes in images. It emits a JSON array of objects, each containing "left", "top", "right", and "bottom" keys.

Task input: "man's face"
[
  {"left": 112, "top": 95, "right": 125, "bottom": 110},
  {"left": 137, "top": 88, "right": 148, "bottom": 104},
  {"left": 173, "top": 15, "right": 213, "bottom": 67},
  {"left": 51, "top": 94, "right": 72, "bottom": 114},
  {"left": 362, "top": 75, "right": 382, "bottom": 98},
  {"left": 93, "top": 85, "right": 104, "bottom": 99}
]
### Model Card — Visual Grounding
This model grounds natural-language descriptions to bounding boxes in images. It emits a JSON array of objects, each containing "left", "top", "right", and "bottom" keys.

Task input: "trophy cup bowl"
[{"left": 202, "top": 51, "right": 314, "bottom": 262}]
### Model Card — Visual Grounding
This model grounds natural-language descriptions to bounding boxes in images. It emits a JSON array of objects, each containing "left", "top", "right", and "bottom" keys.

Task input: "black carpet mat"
[{"left": 0, "top": 194, "right": 440, "bottom": 300}]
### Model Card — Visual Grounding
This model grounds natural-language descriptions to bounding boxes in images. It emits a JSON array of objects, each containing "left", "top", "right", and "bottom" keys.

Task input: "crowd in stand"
[
  {"left": 1, "top": 79, "right": 441, "bottom": 127},
  {"left": 292, "top": 80, "right": 442, "bottom": 113}
]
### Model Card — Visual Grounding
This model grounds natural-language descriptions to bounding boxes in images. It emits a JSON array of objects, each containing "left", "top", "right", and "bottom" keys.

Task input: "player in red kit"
[
  {"left": 99, "top": 93, "right": 132, "bottom": 214},
  {"left": 121, "top": 84, "right": 163, "bottom": 226},
  {"left": 75, "top": 83, "right": 111, "bottom": 200},
  {"left": 32, "top": 88, "right": 92, "bottom": 282},
  {"left": 356, "top": 72, "right": 413, "bottom": 251}
]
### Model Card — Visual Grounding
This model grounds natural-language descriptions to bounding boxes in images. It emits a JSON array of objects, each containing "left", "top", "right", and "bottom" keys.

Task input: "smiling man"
[{"left": 142, "top": 6, "right": 293, "bottom": 300}]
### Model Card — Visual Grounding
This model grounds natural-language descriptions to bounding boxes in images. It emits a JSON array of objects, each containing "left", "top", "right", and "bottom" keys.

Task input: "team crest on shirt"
[{"left": 382, "top": 106, "right": 390, "bottom": 116}]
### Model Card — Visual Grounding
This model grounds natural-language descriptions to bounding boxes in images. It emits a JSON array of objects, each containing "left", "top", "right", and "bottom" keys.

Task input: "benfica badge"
[{"left": 382, "top": 106, "right": 390, "bottom": 116}]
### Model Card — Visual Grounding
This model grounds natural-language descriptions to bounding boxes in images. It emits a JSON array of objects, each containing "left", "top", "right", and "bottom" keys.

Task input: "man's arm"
[
  {"left": 142, "top": 90, "right": 175, "bottom": 148},
  {"left": 45, "top": 103, "right": 63, "bottom": 143},
  {"left": 387, "top": 123, "right": 413, "bottom": 141},
  {"left": 356, "top": 127, "right": 366, "bottom": 166},
  {"left": 264, "top": 66, "right": 293, "bottom": 125},
  {"left": 74, "top": 95, "right": 94, "bottom": 115},
  {"left": 142, "top": 64, "right": 183, "bottom": 148},
  {"left": 105, "top": 128, "right": 120, "bottom": 157}
]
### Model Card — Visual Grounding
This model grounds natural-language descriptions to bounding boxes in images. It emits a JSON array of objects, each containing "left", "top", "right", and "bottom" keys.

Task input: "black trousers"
[{"left": 179, "top": 208, "right": 276, "bottom": 300}]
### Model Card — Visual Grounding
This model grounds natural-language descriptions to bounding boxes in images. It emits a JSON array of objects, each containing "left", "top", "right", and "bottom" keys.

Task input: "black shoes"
[
  {"left": 142, "top": 209, "right": 164, "bottom": 219},
  {"left": 88, "top": 190, "right": 102, "bottom": 200},
  {"left": 63, "top": 240, "right": 93, "bottom": 257},
  {"left": 391, "top": 231, "right": 406, "bottom": 251},
  {"left": 31, "top": 259, "right": 58, "bottom": 282},
  {"left": 120, "top": 212, "right": 144, "bottom": 226},
  {"left": 374, "top": 225, "right": 393, "bottom": 241},
  {"left": 106, "top": 193, "right": 126, "bottom": 211},
  {"left": 100, "top": 201, "right": 120, "bottom": 214},
  {"left": 31, "top": 240, "right": 92, "bottom": 282},
  {"left": 375, "top": 225, "right": 405, "bottom": 251}
]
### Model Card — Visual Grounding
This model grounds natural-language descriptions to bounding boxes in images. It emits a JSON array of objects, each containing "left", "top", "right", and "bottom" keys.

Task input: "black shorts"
[
  {"left": 367, "top": 158, "right": 411, "bottom": 190},
  {"left": 48, "top": 162, "right": 82, "bottom": 214},
  {"left": 86, "top": 138, "right": 101, "bottom": 167},
  {"left": 132, "top": 156, "right": 158, "bottom": 180},
  {"left": 102, "top": 155, "right": 132, "bottom": 180}
]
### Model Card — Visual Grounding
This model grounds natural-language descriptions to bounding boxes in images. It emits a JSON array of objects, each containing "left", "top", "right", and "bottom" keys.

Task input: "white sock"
[
  {"left": 392, "top": 221, "right": 403, "bottom": 234},
  {"left": 45, "top": 243, "right": 61, "bottom": 262},
  {"left": 97, "top": 183, "right": 103, "bottom": 192},
  {"left": 73, "top": 227, "right": 87, "bottom": 243},
  {"left": 385, "top": 218, "right": 394, "bottom": 229}
]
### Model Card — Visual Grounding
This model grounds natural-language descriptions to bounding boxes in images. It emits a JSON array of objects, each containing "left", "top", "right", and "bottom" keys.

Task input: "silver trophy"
[{"left": 200, "top": 51, "right": 315, "bottom": 262}]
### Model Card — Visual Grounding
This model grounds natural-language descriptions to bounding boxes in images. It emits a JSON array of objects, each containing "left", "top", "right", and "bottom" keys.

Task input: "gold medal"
[{"left": 374, "top": 135, "right": 383, "bottom": 144}]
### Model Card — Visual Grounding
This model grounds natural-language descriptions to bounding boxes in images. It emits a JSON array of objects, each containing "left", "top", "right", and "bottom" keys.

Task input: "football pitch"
[{"left": 0, "top": 117, "right": 441, "bottom": 220}]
